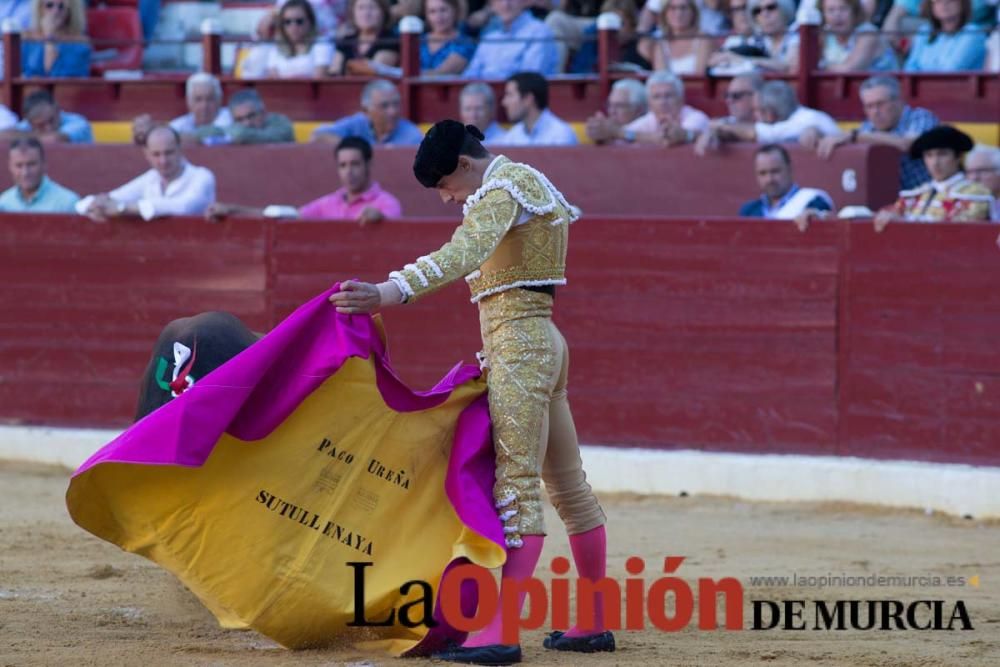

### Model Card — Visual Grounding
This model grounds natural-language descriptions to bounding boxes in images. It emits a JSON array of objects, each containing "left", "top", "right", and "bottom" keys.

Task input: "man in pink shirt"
[
  {"left": 297, "top": 137, "right": 402, "bottom": 223},
  {"left": 207, "top": 137, "right": 402, "bottom": 224}
]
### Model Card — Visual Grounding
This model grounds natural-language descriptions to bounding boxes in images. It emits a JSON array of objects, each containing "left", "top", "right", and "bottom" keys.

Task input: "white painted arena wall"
[{"left": 4, "top": 426, "right": 999, "bottom": 519}]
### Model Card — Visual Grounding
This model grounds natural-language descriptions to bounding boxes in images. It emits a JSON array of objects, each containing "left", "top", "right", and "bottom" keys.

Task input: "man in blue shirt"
[
  {"left": 311, "top": 79, "right": 423, "bottom": 146},
  {"left": 10, "top": 90, "right": 93, "bottom": 144},
  {"left": 739, "top": 144, "right": 833, "bottom": 219},
  {"left": 495, "top": 72, "right": 577, "bottom": 146},
  {"left": 0, "top": 137, "right": 79, "bottom": 213},
  {"left": 815, "top": 75, "right": 938, "bottom": 190},
  {"left": 463, "top": 0, "right": 559, "bottom": 79}
]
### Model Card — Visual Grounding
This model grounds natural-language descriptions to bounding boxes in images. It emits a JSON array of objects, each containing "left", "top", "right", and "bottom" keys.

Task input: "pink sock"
[
  {"left": 564, "top": 525, "right": 607, "bottom": 638},
  {"left": 463, "top": 535, "right": 545, "bottom": 647}
]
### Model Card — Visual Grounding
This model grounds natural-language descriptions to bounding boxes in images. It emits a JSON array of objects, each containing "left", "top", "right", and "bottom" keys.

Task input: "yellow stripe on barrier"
[
  {"left": 836, "top": 121, "right": 998, "bottom": 146},
  {"left": 91, "top": 122, "right": 134, "bottom": 144},
  {"left": 293, "top": 122, "right": 325, "bottom": 144},
  {"left": 88, "top": 121, "right": 1000, "bottom": 147}
]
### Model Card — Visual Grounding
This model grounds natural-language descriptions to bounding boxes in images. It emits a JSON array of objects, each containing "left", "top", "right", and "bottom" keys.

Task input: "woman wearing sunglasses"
[
  {"left": 21, "top": 0, "right": 90, "bottom": 77},
  {"left": 328, "top": 0, "right": 399, "bottom": 76},
  {"left": 262, "top": 0, "right": 335, "bottom": 78},
  {"left": 256, "top": 0, "right": 343, "bottom": 43}
]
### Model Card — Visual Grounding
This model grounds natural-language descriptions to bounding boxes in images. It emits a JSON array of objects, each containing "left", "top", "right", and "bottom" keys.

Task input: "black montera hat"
[
  {"left": 413, "top": 120, "right": 485, "bottom": 188},
  {"left": 909, "top": 125, "right": 975, "bottom": 160}
]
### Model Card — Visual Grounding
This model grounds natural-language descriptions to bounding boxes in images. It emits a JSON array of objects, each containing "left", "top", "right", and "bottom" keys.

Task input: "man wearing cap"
[
  {"left": 328, "top": 121, "right": 612, "bottom": 664},
  {"left": 874, "top": 126, "right": 994, "bottom": 232}
]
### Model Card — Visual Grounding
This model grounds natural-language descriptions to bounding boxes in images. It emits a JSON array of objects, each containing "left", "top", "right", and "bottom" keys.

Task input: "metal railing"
[{"left": 1, "top": 17, "right": 997, "bottom": 125}]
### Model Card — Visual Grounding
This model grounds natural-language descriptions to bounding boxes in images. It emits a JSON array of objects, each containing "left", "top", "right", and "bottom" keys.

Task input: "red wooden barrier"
[
  {"left": 838, "top": 223, "right": 1000, "bottom": 464},
  {"left": 0, "top": 216, "right": 272, "bottom": 423},
  {"left": 2, "top": 215, "right": 999, "bottom": 467}
]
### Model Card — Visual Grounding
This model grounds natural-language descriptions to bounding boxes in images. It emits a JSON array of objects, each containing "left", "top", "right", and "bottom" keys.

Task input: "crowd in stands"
[
  {"left": 230, "top": 0, "right": 998, "bottom": 78},
  {"left": 0, "top": 0, "right": 996, "bottom": 223},
  {"left": 0, "top": 0, "right": 996, "bottom": 79},
  {"left": 0, "top": 68, "right": 995, "bottom": 224}
]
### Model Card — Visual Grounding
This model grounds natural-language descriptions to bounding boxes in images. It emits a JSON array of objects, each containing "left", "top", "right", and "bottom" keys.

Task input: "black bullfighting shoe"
[
  {"left": 542, "top": 630, "right": 616, "bottom": 653},
  {"left": 432, "top": 642, "right": 522, "bottom": 665}
]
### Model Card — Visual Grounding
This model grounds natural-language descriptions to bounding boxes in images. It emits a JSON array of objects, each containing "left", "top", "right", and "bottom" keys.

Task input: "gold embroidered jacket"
[
  {"left": 887, "top": 174, "right": 994, "bottom": 223},
  {"left": 388, "top": 156, "right": 580, "bottom": 303}
]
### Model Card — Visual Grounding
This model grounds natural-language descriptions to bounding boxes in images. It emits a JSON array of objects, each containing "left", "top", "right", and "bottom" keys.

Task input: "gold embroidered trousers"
[{"left": 477, "top": 288, "right": 606, "bottom": 546}]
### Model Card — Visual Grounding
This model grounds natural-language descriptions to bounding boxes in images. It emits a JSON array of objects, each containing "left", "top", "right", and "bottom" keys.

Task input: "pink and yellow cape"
[{"left": 66, "top": 288, "right": 506, "bottom": 654}]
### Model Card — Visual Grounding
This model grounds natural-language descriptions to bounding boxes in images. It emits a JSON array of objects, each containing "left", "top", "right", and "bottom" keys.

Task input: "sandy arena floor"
[{"left": 1, "top": 459, "right": 999, "bottom": 667}]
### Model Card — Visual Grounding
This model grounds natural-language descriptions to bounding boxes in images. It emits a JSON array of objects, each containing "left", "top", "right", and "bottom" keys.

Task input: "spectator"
[
  {"left": 819, "top": 0, "right": 898, "bottom": 71},
  {"left": 282, "top": 134, "right": 403, "bottom": 223},
  {"left": 496, "top": 71, "right": 577, "bottom": 145},
  {"left": 640, "top": 0, "right": 731, "bottom": 36},
  {"left": 311, "top": 79, "right": 423, "bottom": 145},
  {"left": 965, "top": 145, "right": 1000, "bottom": 219},
  {"left": 619, "top": 71, "right": 709, "bottom": 146},
  {"left": 713, "top": 0, "right": 800, "bottom": 72},
  {"left": 568, "top": 0, "right": 653, "bottom": 73},
  {"left": 463, "top": 0, "right": 559, "bottom": 78},
  {"left": 459, "top": 82, "right": 507, "bottom": 143},
  {"left": 585, "top": 78, "right": 648, "bottom": 144},
  {"left": 22, "top": 0, "right": 90, "bottom": 78},
  {"left": 256, "top": 0, "right": 334, "bottom": 78},
  {"left": 694, "top": 72, "right": 763, "bottom": 154},
  {"left": 739, "top": 143, "right": 833, "bottom": 218},
  {"left": 422, "top": 0, "right": 476, "bottom": 75},
  {"left": 639, "top": 0, "right": 714, "bottom": 74},
  {"left": 883, "top": 0, "right": 995, "bottom": 48},
  {"left": 708, "top": 1, "right": 769, "bottom": 75},
  {"left": 8, "top": 90, "right": 92, "bottom": 144},
  {"left": 815, "top": 75, "right": 939, "bottom": 189},
  {"left": 711, "top": 80, "right": 839, "bottom": 146},
  {"left": 874, "top": 126, "right": 993, "bottom": 230},
  {"left": 904, "top": 0, "right": 988, "bottom": 71},
  {"left": 256, "top": 0, "right": 343, "bottom": 41},
  {"left": 0, "top": 137, "right": 78, "bottom": 212},
  {"left": 208, "top": 137, "right": 401, "bottom": 224},
  {"left": 200, "top": 89, "right": 295, "bottom": 145},
  {"left": 158, "top": 73, "right": 232, "bottom": 145},
  {"left": 545, "top": 0, "right": 603, "bottom": 71},
  {"left": 76, "top": 126, "right": 216, "bottom": 222},
  {"left": 723, "top": 73, "right": 764, "bottom": 126},
  {"left": 329, "top": 0, "right": 399, "bottom": 76}
]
